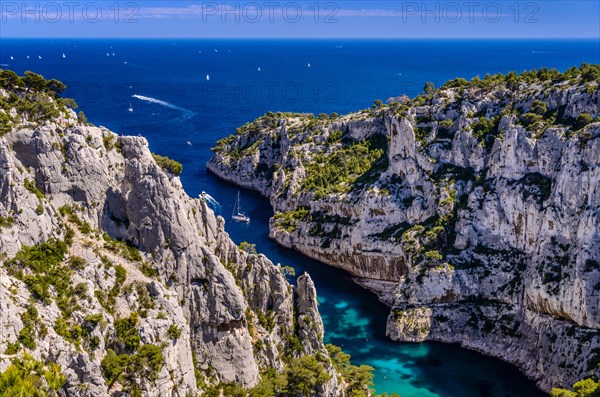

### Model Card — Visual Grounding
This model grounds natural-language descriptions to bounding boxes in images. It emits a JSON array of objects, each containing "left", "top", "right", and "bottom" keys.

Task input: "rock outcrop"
[
  {"left": 208, "top": 66, "right": 600, "bottom": 392},
  {"left": 0, "top": 78, "right": 344, "bottom": 396}
]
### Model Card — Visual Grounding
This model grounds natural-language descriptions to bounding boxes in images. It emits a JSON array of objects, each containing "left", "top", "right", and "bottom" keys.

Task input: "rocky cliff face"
[
  {"left": 208, "top": 66, "right": 600, "bottom": 391},
  {"left": 0, "top": 79, "right": 345, "bottom": 396}
]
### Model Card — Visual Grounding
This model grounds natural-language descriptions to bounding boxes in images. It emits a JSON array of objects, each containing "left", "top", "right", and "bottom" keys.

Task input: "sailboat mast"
[
  {"left": 233, "top": 191, "right": 240, "bottom": 216},
  {"left": 232, "top": 193, "right": 236, "bottom": 217}
]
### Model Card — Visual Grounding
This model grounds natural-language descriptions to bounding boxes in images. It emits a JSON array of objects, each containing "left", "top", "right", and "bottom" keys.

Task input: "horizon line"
[{"left": 2, "top": 36, "right": 599, "bottom": 40}]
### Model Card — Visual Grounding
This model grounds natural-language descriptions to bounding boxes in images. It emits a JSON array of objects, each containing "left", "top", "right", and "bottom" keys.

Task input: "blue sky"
[{"left": 1, "top": 1, "right": 599, "bottom": 38}]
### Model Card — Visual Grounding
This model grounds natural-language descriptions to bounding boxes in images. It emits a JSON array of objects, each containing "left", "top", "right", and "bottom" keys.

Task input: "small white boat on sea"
[
  {"left": 258, "top": 67, "right": 261, "bottom": 72},
  {"left": 62, "top": 53, "right": 66, "bottom": 58},
  {"left": 106, "top": 52, "right": 110, "bottom": 56},
  {"left": 10, "top": 56, "right": 14, "bottom": 60},
  {"left": 206, "top": 74, "right": 210, "bottom": 81},
  {"left": 38, "top": 55, "right": 42, "bottom": 59},
  {"left": 199, "top": 191, "right": 221, "bottom": 208},
  {"left": 308, "top": 62, "right": 311, "bottom": 68},
  {"left": 232, "top": 191, "right": 250, "bottom": 222},
  {"left": 128, "top": 102, "right": 133, "bottom": 112},
  {"left": 186, "top": 141, "right": 192, "bottom": 145},
  {"left": 27, "top": 55, "right": 30, "bottom": 59}
]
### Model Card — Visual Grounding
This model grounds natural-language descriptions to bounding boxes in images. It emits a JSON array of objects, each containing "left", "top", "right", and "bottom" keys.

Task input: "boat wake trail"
[
  {"left": 132, "top": 94, "right": 196, "bottom": 121},
  {"left": 200, "top": 191, "right": 221, "bottom": 212}
]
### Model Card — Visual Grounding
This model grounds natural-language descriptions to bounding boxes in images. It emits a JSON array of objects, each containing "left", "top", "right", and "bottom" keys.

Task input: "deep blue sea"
[{"left": 2, "top": 38, "right": 598, "bottom": 397}]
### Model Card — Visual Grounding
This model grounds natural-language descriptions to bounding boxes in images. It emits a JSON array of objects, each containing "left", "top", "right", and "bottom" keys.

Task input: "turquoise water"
[{"left": 2, "top": 38, "right": 597, "bottom": 396}]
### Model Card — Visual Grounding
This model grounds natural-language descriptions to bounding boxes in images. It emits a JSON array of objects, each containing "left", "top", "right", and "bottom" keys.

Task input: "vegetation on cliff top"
[
  {"left": 0, "top": 69, "right": 80, "bottom": 134},
  {"left": 152, "top": 153, "right": 183, "bottom": 176}
]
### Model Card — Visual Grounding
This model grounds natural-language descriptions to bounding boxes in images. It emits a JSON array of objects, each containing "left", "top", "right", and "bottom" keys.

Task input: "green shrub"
[
  {"left": 167, "top": 324, "right": 182, "bottom": 339},
  {"left": 551, "top": 374, "right": 600, "bottom": 397},
  {"left": 471, "top": 116, "right": 500, "bottom": 148},
  {"left": 18, "top": 305, "right": 46, "bottom": 350},
  {"left": 326, "top": 344, "right": 375, "bottom": 397},
  {"left": 285, "top": 355, "right": 331, "bottom": 396},
  {"left": 0, "top": 353, "right": 65, "bottom": 397},
  {"left": 101, "top": 344, "right": 164, "bottom": 394},
  {"left": 5, "top": 239, "right": 70, "bottom": 307},
  {"left": 115, "top": 313, "right": 140, "bottom": 353},
  {"left": 531, "top": 100, "right": 548, "bottom": 116},
  {"left": 327, "top": 129, "right": 343, "bottom": 143},
  {"left": 0, "top": 111, "right": 12, "bottom": 136},
  {"left": 0, "top": 215, "right": 15, "bottom": 228},
  {"left": 77, "top": 111, "right": 88, "bottom": 125},
  {"left": 103, "top": 233, "right": 143, "bottom": 262},
  {"left": 239, "top": 241, "right": 257, "bottom": 254},
  {"left": 68, "top": 256, "right": 86, "bottom": 270},
  {"left": 273, "top": 207, "right": 311, "bottom": 232},
  {"left": 576, "top": 113, "right": 593, "bottom": 129},
  {"left": 24, "top": 179, "right": 45, "bottom": 200},
  {"left": 424, "top": 250, "right": 443, "bottom": 260},
  {"left": 301, "top": 135, "right": 388, "bottom": 198},
  {"left": 152, "top": 153, "right": 183, "bottom": 176}
]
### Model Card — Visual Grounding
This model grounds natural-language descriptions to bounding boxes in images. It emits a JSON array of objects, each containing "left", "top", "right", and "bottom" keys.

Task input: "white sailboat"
[
  {"left": 128, "top": 102, "right": 133, "bottom": 112},
  {"left": 206, "top": 74, "right": 210, "bottom": 81},
  {"left": 232, "top": 191, "right": 250, "bottom": 222},
  {"left": 10, "top": 56, "right": 13, "bottom": 60},
  {"left": 38, "top": 55, "right": 42, "bottom": 59},
  {"left": 26, "top": 55, "right": 30, "bottom": 59},
  {"left": 307, "top": 62, "right": 311, "bottom": 68},
  {"left": 62, "top": 53, "right": 66, "bottom": 58},
  {"left": 257, "top": 67, "right": 261, "bottom": 72}
]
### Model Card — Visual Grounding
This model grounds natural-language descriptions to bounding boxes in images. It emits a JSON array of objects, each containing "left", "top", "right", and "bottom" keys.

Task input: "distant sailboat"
[
  {"left": 10, "top": 56, "right": 13, "bottom": 60},
  {"left": 128, "top": 102, "right": 133, "bottom": 112},
  {"left": 62, "top": 53, "right": 66, "bottom": 58},
  {"left": 106, "top": 52, "right": 110, "bottom": 56},
  {"left": 307, "top": 62, "right": 311, "bottom": 68},
  {"left": 112, "top": 53, "right": 115, "bottom": 56},
  {"left": 38, "top": 55, "right": 42, "bottom": 59},
  {"left": 186, "top": 141, "right": 192, "bottom": 145},
  {"left": 206, "top": 74, "right": 210, "bottom": 81},
  {"left": 232, "top": 191, "right": 250, "bottom": 222},
  {"left": 214, "top": 49, "right": 218, "bottom": 53},
  {"left": 257, "top": 67, "right": 261, "bottom": 72},
  {"left": 26, "top": 55, "right": 30, "bottom": 59}
]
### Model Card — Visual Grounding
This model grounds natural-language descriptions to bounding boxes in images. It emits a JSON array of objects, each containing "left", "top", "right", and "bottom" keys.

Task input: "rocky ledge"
[
  {"left": 208, "top": 65, "right": 600, "bottom": 392},
  {"left": 0, "top": 70, "right": 379, "bottom": 396}
]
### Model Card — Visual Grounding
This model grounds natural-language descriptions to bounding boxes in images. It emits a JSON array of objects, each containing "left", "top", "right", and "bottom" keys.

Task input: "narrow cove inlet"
[{"left": 210, "top": 178, "right": 548, "bottom": 397}]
